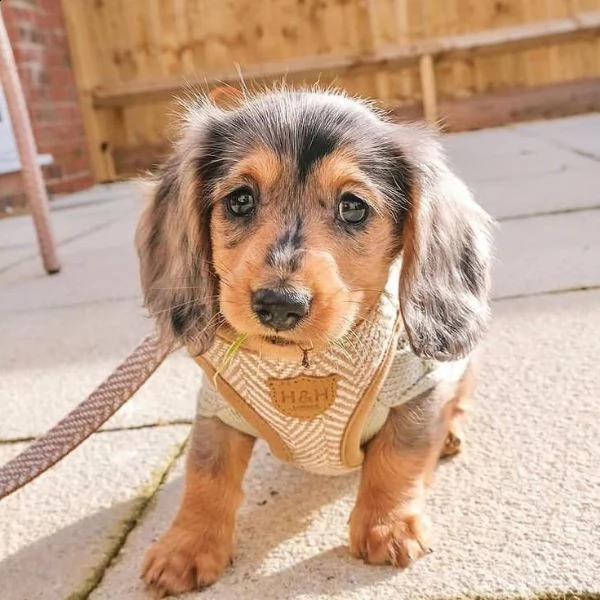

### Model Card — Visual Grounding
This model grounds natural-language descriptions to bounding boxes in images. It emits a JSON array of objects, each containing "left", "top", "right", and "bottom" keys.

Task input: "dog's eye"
[
  {"left": 226, "top": 187, "right": 256, "bottom": 217},
  {"left": 338, "top": 193, "right": 368, "bottom": 225}
]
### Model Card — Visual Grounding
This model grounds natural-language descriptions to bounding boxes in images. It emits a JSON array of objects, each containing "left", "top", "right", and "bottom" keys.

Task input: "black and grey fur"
[{"left": 136, "top": 88, "right": 493, "bottom": 361}]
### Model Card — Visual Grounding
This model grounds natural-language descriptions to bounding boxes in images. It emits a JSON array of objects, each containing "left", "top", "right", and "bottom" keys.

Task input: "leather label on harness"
[{"left": 268, "top": 374, "right": 338, "bottom": 420}]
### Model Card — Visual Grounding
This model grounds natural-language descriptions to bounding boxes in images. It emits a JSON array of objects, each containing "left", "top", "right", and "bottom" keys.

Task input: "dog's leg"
[
  {"left": 349, "top": 389, "right": 447, "bottom": 568},
  {"left": 441, "top": 360, "right": 477, "bottom": 458},
  {"left": 142, "top": 417, "right": 255, "bottom": 597}
]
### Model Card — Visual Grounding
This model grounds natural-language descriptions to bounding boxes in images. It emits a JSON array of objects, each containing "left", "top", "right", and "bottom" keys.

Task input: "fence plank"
[
  {"left": 92, "top": 11, "right": 600, "bottom": 108},
  {"left": 60, "top": 0, "right": 115, "bottom": 181},
  {"left": 58, "top": 0, "right": 600, "bottom": 181}
]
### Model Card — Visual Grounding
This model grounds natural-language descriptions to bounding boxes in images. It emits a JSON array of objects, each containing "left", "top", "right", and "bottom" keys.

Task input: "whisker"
[
  {"left": 330, "top": 337, "right": 353, "bottom": 362},
  {"left": 186, "top": 312, "right": 226, "bottom": 347},
  {"left": 218, "top": 277, "right": 235, "bottom": 290},
  {"left": 344, "top": 329, "right": 368, "bottom": 357}
]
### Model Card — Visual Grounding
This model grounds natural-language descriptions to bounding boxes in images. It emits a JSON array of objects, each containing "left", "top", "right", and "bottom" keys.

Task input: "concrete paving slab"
[
  {"left": 0, "top": 300, "right": 199, "bottom": 440},
  {"left": 0, "top": 216, "right": 117, "bottom": 275},
  {"left": 444, "top": 125, "right": 559, "bottom": 158},
  {"left": 0, "top": 181, "right": 142, "bottom": 282},
  {"left": 89, "top": 290, "right": 600, "bottom": 600},
  {"left": 50, "top": 181, "right": 143, "bottom": 211},
  {"left": 443, "top": 125, "right": 599, "bottom": 185},
  {"left": 0, "top": 183, "right": 141, "bottom": 254},
  {"left": 471, "top": 161, "right": 600, "bottom": 221},
  {"left": 56, "top": 214, "right": 139, "bottom": 256},
  {"left": 0, "top": 206, "right": 116, "bottom": 252},
  {"left": 0, "top": 191, "right": 143, "bottom": 310},
  {"left": 0, "top": 426, "right": 189, "bottom": 600},
  {"left": 0, "top": 239, "right": 141, "bottom": 312},
  {"left": 0, "top": 245, "right": 40, "bottom": 272},
  {"left": 492, "top": 207, "right": 600, "bottom": 299},
  {"left": 513, "top": 113, "right": 600, "bottom": 159}
]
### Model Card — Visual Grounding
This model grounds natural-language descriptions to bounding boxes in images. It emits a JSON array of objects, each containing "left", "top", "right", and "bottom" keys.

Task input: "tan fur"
[
  {"left": 349, "top": 432, "right": 435, "bottom": 568},
  {"left": 211, "top": 147, "right": 397, "bottom": 360},
  {"left": 312, "top": 149, "right": 390, "bottom": 216},
  {"left": 212, "top": 148, "right": 282, "bottom": 198},
  {"left": 441, "top": 358, "right": 477, "bottom": 457},
  {"left": 142, "top": 419, "right": 255, "bottom": 598},
  {"left": 208, "top": 84, "right": 244, "bottom": 109},
  {"left": 350, "top": 361, "right": 476, "bottom": 567}
]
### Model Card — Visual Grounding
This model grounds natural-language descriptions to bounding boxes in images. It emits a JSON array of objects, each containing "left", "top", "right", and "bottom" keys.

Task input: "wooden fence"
[{"left": 60, "top": 0, "right": 600, "bottom": 182}]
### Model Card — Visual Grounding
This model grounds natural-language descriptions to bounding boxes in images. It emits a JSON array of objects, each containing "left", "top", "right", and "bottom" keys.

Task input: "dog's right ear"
[
  {"left": 135, "top": 143, "right": 219, "bottom": 354},
  {"left": 389, "top": 124, "right": 493, "bottom": 361}
]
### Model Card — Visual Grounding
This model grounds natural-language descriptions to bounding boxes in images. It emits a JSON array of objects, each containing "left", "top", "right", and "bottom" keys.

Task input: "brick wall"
[{"left": 3, "top": 0, "right": 93, "bottom": 195}]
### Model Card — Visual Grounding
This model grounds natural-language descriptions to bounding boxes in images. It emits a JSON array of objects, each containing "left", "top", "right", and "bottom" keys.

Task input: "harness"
[{"left": 190, "top": 271, "right": 468, "bottom": 475}]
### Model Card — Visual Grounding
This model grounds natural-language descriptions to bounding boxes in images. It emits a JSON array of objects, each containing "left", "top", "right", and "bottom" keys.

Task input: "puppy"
[{"left": 136, "top": 88, "right": 493, "bottom": 597}]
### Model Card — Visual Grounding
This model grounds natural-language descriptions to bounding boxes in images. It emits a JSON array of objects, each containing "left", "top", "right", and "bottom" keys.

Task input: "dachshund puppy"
[{"left": 136, "top": 88, "right": 493, "bottom": 597}]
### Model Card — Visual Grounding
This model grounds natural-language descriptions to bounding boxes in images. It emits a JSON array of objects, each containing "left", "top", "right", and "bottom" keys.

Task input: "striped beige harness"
[{"left": 191, "top": 274, "right": 468, "bottom": 476}]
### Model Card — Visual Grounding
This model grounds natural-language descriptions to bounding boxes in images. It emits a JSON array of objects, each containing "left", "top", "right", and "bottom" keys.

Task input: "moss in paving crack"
[
  {"left": 0, "top": 435, "right": 37, "bottom": 445},
  {"left": 99, "top": 418, "right": 193, "bottom": 435},
  {"left": 464, "top": 593, "right": 600, "bottom": 600},
  {"left": 65, "top": 435, "right": 189, "bottom": 600}
]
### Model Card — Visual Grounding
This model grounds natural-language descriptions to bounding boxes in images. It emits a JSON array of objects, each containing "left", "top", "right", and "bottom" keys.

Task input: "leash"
[{"left": 0, "top": 332, "right": 174, "bottom": 501}]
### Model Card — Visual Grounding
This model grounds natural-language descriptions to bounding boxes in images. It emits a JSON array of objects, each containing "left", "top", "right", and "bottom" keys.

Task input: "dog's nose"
[{"left": 251, "top": 287, "right": 311, "bottom": 331}]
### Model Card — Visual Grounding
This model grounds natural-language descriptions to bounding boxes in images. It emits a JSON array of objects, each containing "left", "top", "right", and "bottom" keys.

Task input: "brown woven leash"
[{"left": 0, "top": 333, "right": 174, "bottom": 501}]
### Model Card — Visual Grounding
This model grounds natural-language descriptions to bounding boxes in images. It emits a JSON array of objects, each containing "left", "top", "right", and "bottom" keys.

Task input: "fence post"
[
  {"left": 60, "top": 0, "right": 115, "bottom": 182},
  {"left": 419, "top": 54, "right": 438, "bottom": 125}
]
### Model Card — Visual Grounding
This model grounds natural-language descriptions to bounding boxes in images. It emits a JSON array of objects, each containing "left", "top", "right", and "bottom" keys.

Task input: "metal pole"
[{"left": 0, "top": 7, "right": 60, "bottom": 274}]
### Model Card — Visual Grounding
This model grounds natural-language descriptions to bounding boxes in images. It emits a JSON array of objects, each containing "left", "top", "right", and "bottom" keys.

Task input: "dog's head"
[{"left": 136, "top": 89, "right": 493, "bottom": 361}]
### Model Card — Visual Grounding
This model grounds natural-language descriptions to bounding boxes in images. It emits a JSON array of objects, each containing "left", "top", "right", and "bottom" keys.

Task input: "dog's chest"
[
  {"left": 191, "top": 270, "right": 469, "bottom": 475},
  {"left": 193, "top": 289, "right": 402, "bottom": 475}
]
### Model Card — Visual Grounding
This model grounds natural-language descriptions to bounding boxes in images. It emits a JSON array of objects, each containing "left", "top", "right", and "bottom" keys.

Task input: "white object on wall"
[{"left": 0, "top": 83, "right": 52, "bottom": 175}]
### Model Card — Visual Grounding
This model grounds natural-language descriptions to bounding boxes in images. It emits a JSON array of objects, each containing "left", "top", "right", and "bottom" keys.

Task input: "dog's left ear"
[
  {"left": 390, "top": 123, "right": 494, "bottom": 361},
  {"left": 135, "top": 134, "right": 220, "bottom": 354}
]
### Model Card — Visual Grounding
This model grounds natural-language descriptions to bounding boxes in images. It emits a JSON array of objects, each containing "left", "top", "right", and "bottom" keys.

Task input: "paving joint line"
[
  {"left": 511, "top": 122, "right": 600, "bottom": 164},
  {"left": 0, "top": 218, "right": 118, "bottom": 275},
  {"left": 50, "top": 193, "right": 135, "bottom": 213},
  {"left": 0, "top": 435, "right": 36, "bottom": 446},
  {"left": 466, "top": 165, "right": 576, "bottom": 185},
  {"left": 68, "top": 435, "right": 190, "bottom": 600},
  {"left": 0, "top": 294, "right": 143, "bottom": 316},
  {"left": 0, "top": 420, "right": 193, "bottom": 447},
  {"left": 493, "top": 284, "right": 600, "bottom": 303},
  {"left": 495, "top": 204, "right": 600, "bottom": 223},
  {"left": 100, "top": 419, "right": 194, "bottom": 434}
]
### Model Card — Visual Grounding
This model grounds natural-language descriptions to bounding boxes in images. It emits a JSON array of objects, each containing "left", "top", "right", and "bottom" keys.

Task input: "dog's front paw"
[
  {"left": 349, "top": 507, "right": 432, "bottom": 568},
  {"left": 141, "top": 525, "right": 232, "bottom": 598}
]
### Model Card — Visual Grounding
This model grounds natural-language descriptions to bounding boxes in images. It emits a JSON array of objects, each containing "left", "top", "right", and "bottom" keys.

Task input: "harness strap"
[{"left": 0, "top": 333, "right": 172, "bottom": 501}]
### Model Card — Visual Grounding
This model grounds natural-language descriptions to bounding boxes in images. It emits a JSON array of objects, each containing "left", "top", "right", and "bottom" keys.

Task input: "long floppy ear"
[
  {"left": 393, "top": 124, "right": 494, "bottom": 361},
  {"left": 135, "top": 138, "right": 219, "bottom": 354}
]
